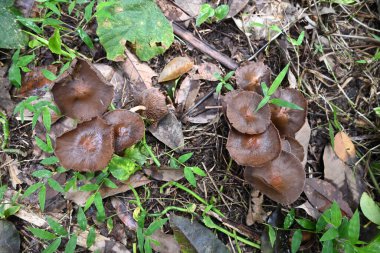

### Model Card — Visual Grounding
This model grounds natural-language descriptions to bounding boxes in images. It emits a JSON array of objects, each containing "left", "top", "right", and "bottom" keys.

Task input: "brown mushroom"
[
  {"left": 226, "top": 90, "right": 271, "bottom": 134},
  {"left": 51, "top": 59, "right": 114, "bottom": 121},
  {"left": 226, "top": 123, "right": 281, "bottom": 167},
  {"left": 54, "top": 117, "right": 114, "bottom": 172},
  {"left": 136, "top": 88, "right": 168, "bottom": 122},
  {"left": 270, "top": 88, "right": 307, "bottom": 136},
  {"left": 284, "top": 136, "right": 304, "bottom": 162},
  {"left": 244, "top": 151, "right": 305, "bottom": 205},
  {"left": 235, "top": 62, "right": 270, "bottom": 93},
  {"left": 103, "top": 109, "right": 145, "bottom": 154}
]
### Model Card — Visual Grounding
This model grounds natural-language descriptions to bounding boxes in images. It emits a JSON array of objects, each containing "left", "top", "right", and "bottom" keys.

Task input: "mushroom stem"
[{"left": 129, "top": 105, "right": 146, "bottom": 113}]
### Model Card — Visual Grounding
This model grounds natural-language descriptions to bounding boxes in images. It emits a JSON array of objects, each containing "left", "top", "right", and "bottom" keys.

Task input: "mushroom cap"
[
  {"left": 270, "top": 88, "right": 307, "bottom": 136},
  {"left": 235, "top": 62, "right": 270, "bottom": 93},
  {"left": 284, "top": 136, "right": 304, "bottom": 162},
  {"left": 103, "top": 109, "right": 145, "bottom": 154},
  {"left": 244, "top": 151, "right": 306, "bottom": 205},
  {"left": 54, "top": 117, "right": 114, "bottom": 172},
  {"left": 226, "top": 123, "right": 281, "bottom": 167},
  {"left": 51, "top": 59, "right": 114, "bottom": 121},
  {"left": 137, "top": 88, "right": 168, "bottom": 122},
  {"left": 226, "top": 90, "right": 271, "bottom": 134}
]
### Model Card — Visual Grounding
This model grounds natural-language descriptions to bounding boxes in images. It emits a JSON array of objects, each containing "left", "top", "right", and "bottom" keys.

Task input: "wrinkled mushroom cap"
[
  {"left": 270, "top": 88, "right": 307, "bottom": 136},
  {"left": 235, "top": 62, "right": 270, "bottom": 93},
  {"left": 103, "top": 109, "right": 145, "bottom": 154},
  {"left": 137, "top": 88, "right": 168, "bottom": 122},
  {"left": 226, "top": 123, "right": 281, "bottom": 167},
  {"left": 226, "top": 90, "right": 271, "bottom": 134},
  {"left": 54, "top": 117, "right": 114, "bottom": 172},
  {"left": 51, "top": 59, "right": 114, "bottom": 121},
  {"left": 244, "top": 151, "right": 305, "bottom": 205}
]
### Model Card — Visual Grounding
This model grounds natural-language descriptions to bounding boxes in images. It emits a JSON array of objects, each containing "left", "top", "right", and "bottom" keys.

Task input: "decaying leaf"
[
  {"left": 175, "top": 76, "right": 201, "bottom": 113},
  {"left": 296, "top": 201, "right": 320, "bottom": 220},
  {"left": 3, "top": 155, "right": 22, "bottom": 188},
  {"left": 334, "top": 131, "right": 356, "bottom": 164},
  {"left": 174, "top": 0, "right": 205, "bottom": 17},
  {"left": 323, "top": 145, "right": 365, "bottom": 209},
  {"left": 158, "top": 57, "right": 194, "bottom": 83},
  {"left": 149, "top": 111, "right": 184, "bottom": 151},
  {"left": 246, "top": 190, "right": 267, "bottom": 225},
  {"left": 144, "top": 166, "right": 184, "bottom": 182},
  {"left": 170, "top": 215, "right": 229, "bottom": 253},
  {"left": 304, "top": 178, "right": 353, "bottom": 217},
  {"left": 183, "top": 93, "right": 220, "bottom": 124},
  {"left": 0, "top": 220, "right": 20, "bottom": 253},
  {"left": 295, "top": 120, "right": 311, "bottom": 167},
  {"left": 111, "top": 198, "right": 138, "bottom": 231},
  {"left": 227, "top": 0, "right": 249, "bottom": 18},
  {"left": 156, "top": 0, "right": 191, "bottom": 23},
  {"left": 192, "top": 62, "right": 222, "bottom": 81},
  {"left": 100, "top": 172, "right": 151, "bottom": 198}
]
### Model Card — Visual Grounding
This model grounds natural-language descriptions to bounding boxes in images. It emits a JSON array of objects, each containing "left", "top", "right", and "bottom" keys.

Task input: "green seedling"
[
  {"left": 287, "top": 31, "right": 305, "bottom": 46},
  {"left": 0, "top": 112, "right": 10, "bottom": 150},
  {"left": 255, "top": 64, "right": 303, "bottom": 112},
  {"left": 0, "top": 185, "right": 20, "bottom": 219},
  {"left": 214, "top": 71, "right": 235, "bottom": 94},
  {"left": 196, "top": 3, "right": 229, "bottom": 27},
  {"left": 168, "top": 152, "right": 206, "bottom": 187},
  {"left": 8, "top": 49, "right": 35, "bottom": 88}
]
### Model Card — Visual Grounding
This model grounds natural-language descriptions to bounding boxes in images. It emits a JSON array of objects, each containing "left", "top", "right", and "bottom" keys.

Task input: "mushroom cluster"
[
  {"left": 224, "top": 62, "right": 308, "bottom": 205},
  {"left": 50, "top": 59, "right": 145, "bottom": 172}
]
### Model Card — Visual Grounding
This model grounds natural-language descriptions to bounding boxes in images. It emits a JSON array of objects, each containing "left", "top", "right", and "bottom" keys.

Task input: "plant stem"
[
  {"left": 142, "top": 136, "right": 161, "bottom": 167},
  {"left": 148, "top": 206, "right": 194, "bottom": 217}
]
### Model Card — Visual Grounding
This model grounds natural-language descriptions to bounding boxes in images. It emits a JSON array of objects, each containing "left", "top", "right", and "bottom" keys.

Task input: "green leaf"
[
  {"left": 79, "top": 184, "right": 99, "bottom": 192},
  {"left": 96, "top": 0, "right": 174, "bottom": 61},
  {"left": 261, "top": 82, "right": 269, "bottom": 96},
  {"left": 39, "top": 185, "right": 46, "bottom": 211},
  {"left": 0, "top": 6, "right": 29, "bottom": 49},
  {"left": 47, "top": 216, "right": 68, "bottom": 236},
  {"left": 190, "top": 166, "right": 206, "bottom": 177},
  {"left": 40, "top": 156, "right": 59, "bottom": 165},
  {"left": 107, "top": 218, "right": 114, "bottom": 233},
  {"left": 64, "top": 234, "right": 77, "bottom": 253},
  {"left": 42, "top": 238, "right": 61, "bottom": 253},
  {"left": 35, "top": 136, "right": 53, "bottom": 153},
  {"left": 269, "top": 98, "right": 303, "bottom": 110},
  {"left": 178, "top": 152, "right": 193, "bottom": 163},
  {"left": 283, "top": 209, "right": 295, "bottom": 229},
  {"left": 17, "top": 54, "right": 35, "bottom": 67},
  {"left": 28, "top": 227, "right": 57, "bottom": 240},
  {"left": 374, "top": 107, "right": 380, "bottom": 117},
  {"left": 196, "top": 4, "right": 214, "bottom": 26},
  {"left": 32, "top": 169, "right": 52, "bottom": 178},
  {"left": 268, "top": 63, "right": 290, "bottom": 95},
  {"left": 295, "top": 218, "right": 315, "bottom": 230},
  {"left": 330, "top": 202, "right": 342, "bottom": 227},
  {"left": 320, "top": 227, "right": 339, "bottom": 241},
  {"left": 214, "top": 4, "right": 229, "bottom": 21},
  {"left": 42, "top": 69, "right": 58, "bottom": 81},
  {"left": 84, "top": 193, "right": 95, "bottom": 211},
  {"left": 94, "top": 192, "right": 106, "bottom": 222},
  {"left": 3, "top": 205, "right": 21, "bottom": 218},
  {"left": 23, "top": 182, "right": 43, "bottom": 198},
  {"left": 31, "top": 110, "right": 41, "bottom": 129},
  {"left": 268, "top": 225, "right": 276, "bottom": 247},
  {"left": 68, "top": 1, "right": 76, "bottom": 14},
  {"left": 328, "top": 121, "right": 335, "bottom": 148},
  {"left": 77, "top": 207, "right": 87, "bottom": 231},
  {"left": 47, "top": 178, "right": 64, "bottom": 193},
  {"left": 87, "top": 226, "right": 96, "bottom": 248},
  {"left": 42, "top": 107, "right": 52, "bottom": 132},
  {"left": 184, "top": 167, "right": 196, "bottom": 187},
  {"left": 347, "top": 210, "right": 360, "bottom": 243},
  {"left": 103, "top": 178, "right": 118, "bottom": 189},
  {"left": 145, "top": 218, "right": 168, "bottom": 236},
  {"left": 269, "top": 25, "right": 282, "bottom": 33},
  {"left": 291, "top": 229, "right": 302, "bottom": 253},
  {"left": 357, "top": 234, "right": 380, "bottom": 253},
  {"left": 48, "top": 29, "right": 63, "bottom": 55},
  {"left": 322, "top": 240, "right": 334, "bottom": 253},
  {"left": 224, "top": 71, "right": 235, "bottom": 81},
  {"left": 224, "top": 83, "right": 234, "bottom": 91},
  {"left": 77, "top": 28, "right": 94, "bottom": 49},
  {"left": 124, "top": 145, "right": 147, "bottom": 166},
  {"left": 0, "top": 185, "right": 6, "bottom": 202},
  {"left": 215, "top": 83, "right": 223, "bottom": 94},
  {"left": 108, "top": 155, "right": 140, "bottom": 181},
  {"left": 324, "top": 0, "right": 355, "bottom": 4},
  {"left": 360, "top": 192, "right": 380, "bottom": 225},
  {"left": 45, "top": 2, "right": 61, "bottom": 16},
  {"left": 84, "top": 0, "right": 95, "bottom": 22},
  {"left": 255, "top": 95, "right": 270, "bottom": 112},
  {"left": 18, "top": 17, "right": 43, "bottom": 34},
  {"left": 8, "top": 64, "right": 21, "bottom": 88}
]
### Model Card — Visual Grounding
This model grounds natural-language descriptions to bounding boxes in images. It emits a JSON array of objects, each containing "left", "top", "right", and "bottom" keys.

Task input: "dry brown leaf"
[
  {"left": 174, "top": 0, "right": 205, "bottom": 17},
  {"left": 192, "top": 62, "right": 222, "bottom": 81},
  {"left": 183, "top": 93, "right": 220, "bottom": 124},
  {"left": 94, "top": 63, "right": 115, "bottom": 82},
  {"left": 175, "top": 76, "right": 201, "bottom": 113},
  {"left": 158, "top": 57, "right": 194, "bottom": 83},
  {"left": 156, "top": 0, "right": 191, "bottom": 23},
  {"left": 295, "top": 120, "right": 311, "bottom": 167},
  {"left": 100, "top": 172, "right": 151, "bottom": 198},
  {"left": 111, "top": 198, "right": 138, "bottom": 231},
  {"left": 246, "top": 190, "right": 267, "bottom": 225},
  {"left": 227, "top": 0, "right": 249, "bottom": 18},
  {"left": 323, "top": 145, "right": 365, "bottom": 209},
  {"left": 334, "top": 131, "right": 356, "bottom": 164},
  {"left": 4, "top": 155, "right": 22, "bottom": 188},
  {"left": 296, "top": 201, "right": 320, "bottom": 220},
  {"left": 143, "top": 166, "right": 184, "bottom": 182},
  {"left": 287, "top": 69, "right": 297, "bottom": 89}
]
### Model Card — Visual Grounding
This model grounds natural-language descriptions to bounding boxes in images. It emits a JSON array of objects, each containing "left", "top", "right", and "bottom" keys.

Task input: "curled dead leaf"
[
  {"left": 246, "top": 190, "right": 267, "bottom": 225},
  {"left": 158, "top": 57, "right": 194, "bottom": 82},
  {"left": 143, "top": 166, "right": 184, "bottom": 182},
  {"left": 334, "top": 131, "right": 356, "bottom": 164},
  {"left": 192, "top": 62, "right": 222, "bottom": 81}
]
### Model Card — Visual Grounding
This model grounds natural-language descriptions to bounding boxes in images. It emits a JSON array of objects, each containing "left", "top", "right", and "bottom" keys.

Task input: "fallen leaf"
[
  {"left": 246, "top": 190, "right": 267, "bottom": 225},
  {"left": 287, "top": 69, "right": 297, "bottom": 89},
  {"left": 156, "top": 0, "right": 191, "bottom": 23},
  {"left": 295, "top": 120, "right": 311, "bottom": 167},
  {"left": 158, "top": 57, "right": 194, "bottom": 83},
  {"left": 94, "top": 64, "right": 115, "bottom": 81},
  {"left": 183, "top": 93, "right": 220, "bottom": 124},
  {"left": 192, "top": 62, "right": 222, "bottom": 81},
  {"left": 50, "top": 116, "right": 77, "bottom": 141},
  {"left": 304, "top": 178, "right": 353, "bottom": 217},
  {"left": 0, "top": 67, "right": 14, "bottom": 116},
  {"left": 360, "top": 192, "right": 380, "bottom": 225},
  {"left": 65, "top": 187, "right": 92, "bottom": 207},
  {"left": 175, "top": 76, "right": 201, "bottom": 113},
  {"left": 149, "top": 111, "right": 184, "bottom": 151},
  {"left": 143, "top": 166, "right": 184, "bottom": 182},
  {"left": 324, "top": 145, "right": 365, "bottom": 209},
  {"left": 3, "top": 155, "right": 22, "bottom": 188},
  {"left": 170, "top": 215, "right": 229, "bottom": 253},
  {"left": 296, "top": 201, "right": 320, "bottom": 220},
  {"left": 227, "top": 0, "right": 249, "bottom": 18},
  {"left": 0, "top": 220, "right": 20, "bottom": 253},
  {"left": 334, "top": 131, "right": 356, "bottom": 164},
  {"left": 111, "top": 198, "right": 138, "bottom": 231},
  {"left": 174, "top": 0, "right": 205, "bottom": 17}
]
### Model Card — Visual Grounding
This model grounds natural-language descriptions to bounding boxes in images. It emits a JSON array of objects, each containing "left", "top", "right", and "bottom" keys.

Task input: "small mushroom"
[
  {"left": 226, "top": 123, "right": 281, "bottom": 167},
  {"left": 284, "top": 136, "right": 304, "bottom": 162},
  {"left": 244, "top": 151, "right": 306, "bottom": 205},
  {"left": 137, "top": 88, "right": 168, "bottom": 122},
  {"left": 103, "top": 109, "right": 145, "bottom": 154},
  {"left": 51, "top": 59, "right": 114, "bottom": 121},
  {"left": 54, "top": 117, "right": 114, "bottom": 172},
  {"left": 235, "top": 62, "right": 270, "bottom": 93},
  {"left": 270, "top": 88, "right": 307, "bottom": 136},
  {"left": 226, "top": 90, "right": 271, "bottom": 134}
]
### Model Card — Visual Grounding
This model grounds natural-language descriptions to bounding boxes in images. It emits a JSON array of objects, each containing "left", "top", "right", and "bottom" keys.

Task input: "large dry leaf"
[
  {"left": 174, "top": 0, "right": 205, "bottom": 17},
  {"left": 156, "top": 0, "right": 191, "bottom": 23},
  {"left": 295, "top": 120, "right": 311, "bottom": 167},
  {"left": 111, "top": 198, "right": 138, "bottom": 231},
  {"left": 296, "top": 201, "right": 320, "bottom": 220},
  {"left": 323, "top": 145, "right": 365, "bottom": 209},
  {"left": 304, "top": 178, "right": 353, "bottom": 217},
  {"left": 334, "top": 131, "right": 356, "bottom": 164},
  {"left": 192, "top": 62, "right": 222, "bottom": 81},
  {"left": 149, "top": 111, "right": 184, "bottom": 151},
  {"left": 144, "top": 166, "right": 184, "bottom": 182},
  {"left": 3, "top": 155, "right": 22, "bottom": 188},
  {"left": 158, "top": 57, "right": 194, "bottom": 83},
  {"left": 175, "top": 76, "right": 201, "bottom": 113},
  {"left": 246, "top": 190, "right": 267, "bottom": 225}
]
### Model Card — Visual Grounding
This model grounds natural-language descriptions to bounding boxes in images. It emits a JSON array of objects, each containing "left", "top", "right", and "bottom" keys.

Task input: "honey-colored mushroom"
[{"left": 235, "top": 61, "right": 270, "bottom": 93}]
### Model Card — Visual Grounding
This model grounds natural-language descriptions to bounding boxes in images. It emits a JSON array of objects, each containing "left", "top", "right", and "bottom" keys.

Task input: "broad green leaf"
[
  {"left": 103, "top": 178, "right": 118, "bottom": 189},
  {"left": 18, "top": 17, "right": 43, "bottom": 34},
  {"left": 295, "top": 218, "right": 315, "bottom": 230},
  {"left": 360, "top": 192, "right": 380, "bottom": 225},
  {"left": 144, "top": 218, "right": 168, "bottom": 236},
  {"left": 87, "top": 226, "right": 96, "bottom": 248},
  {"left": 224, "top": 83, "right": 234, "bottom": 91},
  {"left": 23, "top": 182, "right": 43, "bottom": 198},
  {"left": 124, "top": 145, "right": 147, "bottom": 166},
  {"left": 224, "top": 71, "right": 235, "bottom": 81},
  {"left": 79, "top": 184, "right": 99, "bottom": 192},
  {"left": 35, "top": 136, "right": 53, "bottom": 153},
  {"left": 17, "top": 54, "right": 35, "bottom": 67},
  {"left": 42, "top": 107, "right": 52, "bottom": 132},
  {"left": 320, "top": 227, "right": 339, "bottom": 241},
  {"left": 268, "top": 63, "right": 290, "bottom": 95},
  {"left": 214, "top": 5, "right": 229, "bottom": 21},
  {"left": 45, "top": 2, "right": 61, "bottom": 16},
  {"left": 0, "top": 6, "right": 28, "bottom": 49},
  {"left": 374, "top": 107, "right": 380, "bottom": 117},
  {"left": 77, "top": 207, "right": 87, "bottom": 231},
  {"left": 255, "top": 95, "right": 270, "bottom": 112},
  {"left": 269, "top": 98, "right": 303, "bottom": 110},
  {"left": 178, "top": 152, "right": 193, "bottom": 163},
  {"left": 42, "top": 238, "right": 61, "bottom": 253},
  {"left": 47, "top": 178, "right": 64, "bottom": 193},
  {"left": 348, "top": 210, "right": 360, "bottom": 243},
  {"left": 48, "top": 29, "right": 63, "bottom": 55},
  {"left": 283, "top": 209, "right": 295, "bottom": 229},
  {"left": 77, "top": 28, "right": 94, "bottom": 49},
  {"left": 65, "top": 235, "right": 77, "bottom": 253},
  {"left": 344, "top": 243, "right": 355, "bottom": 253},
  {"left": 291, "top": 229, "right": 302, "bottom": 253},
  {"left": 28, "top": 227, "right": 56, "bottom": 240},
  {"left": 32, "top": 110, "right": 42, "bottom": 129},
  {"left": 268, "top": 225, "right": 276, "bottom": 247},
  {"left": 144, "top": 237, "right": 153, "bottom": 253},
  {"left": 46, "top": 216, "right": 68, "bottom": 236},
  {"left": 184, "top": 167, "right": 196, "bottom": 187},
  {"left": 357, "top": 234, "right": 380, "bottom": 253},
  {"left": 330, "top": 202, "right": 342, "bottom": 227},
  {"left": 32, "top": 169, "right": 52, "bottom": 178},
  {"left": 68, "top": 1, "right": 76, "bottom": 14},
  {"left": 8, "top": 63, "right": 21, "bottom": 88},
  {"left": 3, "top": 205, "right": 20, "bottom": 218},
  {"left": 190, "top": 166, "right": 206, "bottom": 177},
  {"left": 42, "top": 69, "right": 57, "bottom": 81},
  {"left": 84, "top": 0, "right": 95, "bottom": 22},
  {"left": 322, "top": 240, "right": 333, "bottom": 253},
  {"left": 108, "top": 155, "right": 140, "bottom": 181},
  {"left": 40, "top": 156, "right": 59, "bottom": 165},
  {"left": 39, "top": 185, "right": 46, "bottom": 211},
  {"left": 94, "top": 192, "right": 106, "bottom": 222},
  {"left": 84, "top": 193, "right": 95, "bottom": 211},
  {"left": 96, "top": 0, "right": 174, "bottom": 61},
  {"left": 196, "top": 4, "right": 214, "bottom": 26},
  {"left": 215, "top": 83, "right": 223, "bottom": 94}
]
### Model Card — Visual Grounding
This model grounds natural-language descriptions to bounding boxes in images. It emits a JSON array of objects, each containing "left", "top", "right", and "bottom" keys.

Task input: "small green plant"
[
  {"left": 214, "top": 71, "right": 235, "bottom": 94},
  {"left": 8, "top": 49, "right": 35, "bottom": 88},
  {"left": 374, "top": 107, "right": 380, "bottom": 117},
  {"left": 169, "top": 152, "right": 206, "bottom": 187},
  {"left": 196, "top": 3, "right": 229, "bottom": 27},
  {"left": 255, "top": 64, "right": 303, "bottom": 112},
  {"left": 287, "top": 31, "right": 305, "bottom": 47},
  {"left": 0, "top": 185, "right": 20, "bottom": 219},
  {"left": 0, "top": 112, "right": 10, "bottom": 150}
]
